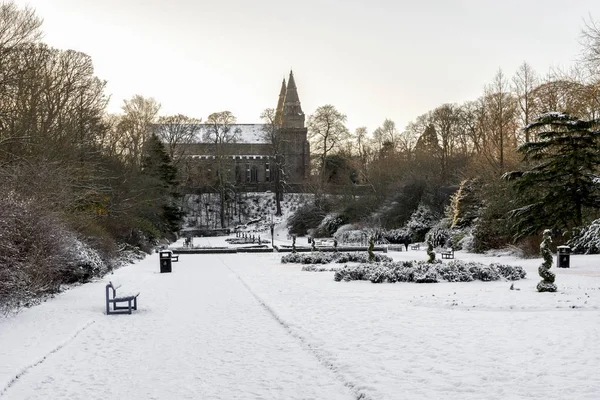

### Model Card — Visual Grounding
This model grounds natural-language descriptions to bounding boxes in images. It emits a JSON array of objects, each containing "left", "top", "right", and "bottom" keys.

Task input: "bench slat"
[{"left": 111, "top": 293, "right": 140, "bottom": 302}]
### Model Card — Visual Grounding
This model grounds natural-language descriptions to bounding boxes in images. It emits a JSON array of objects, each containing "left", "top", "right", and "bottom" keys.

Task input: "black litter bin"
[
  {"left": 159, "top": 250, "right": 172, "bottom": 273},
  {"left": 557, "top": 245, "right": 570, "bottom": 268}
]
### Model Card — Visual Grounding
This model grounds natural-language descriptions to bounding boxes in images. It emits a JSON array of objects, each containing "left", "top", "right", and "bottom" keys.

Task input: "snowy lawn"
[{"left": 1, "top": 239, "right": 599, "bottom": 399}]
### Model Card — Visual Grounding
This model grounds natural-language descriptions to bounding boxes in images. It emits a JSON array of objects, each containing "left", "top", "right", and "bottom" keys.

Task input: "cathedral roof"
[{"left": 193, "top": 124, "right": 270, "bottom": 144}]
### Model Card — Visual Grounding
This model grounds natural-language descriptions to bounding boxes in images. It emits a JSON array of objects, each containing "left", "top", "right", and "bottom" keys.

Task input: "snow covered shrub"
[
  {"left": 332, "top": 259, "right": 526, "bottom": 285},
  {"left": 0, "top": 191, "right": 110, "bottom": 312},
  {"left": 407, "top": 205, "right": 437, "bottom": 242},
  {"left": 313, "top": 213, "right": 348, "bottom": 238},
  {"left": 334, "top": 264, "right": 370, "bottom": 281},
  {"left": 334, "top": 227, "right": 369, "bottom": 245},
  {"left": 283, "top": 251, "right": 392, "bottom": 265},
  {"left": 568, "top": 220, "right": 600, "bottom": 254},
  {"left": 368, "top": 263, "right": 392, "bottom": 283},
  {"left": 468, "top": 264, "right": 501, "bottom": 282},
  {"left": 281, "top": 252, "right": 334, "bottom": 264},
  {"left": 436, "top": 261, "right": 474, "bottom": 282},
  {"left": 287, "top": 202, "right": 328, "bottom": 236},
  {"left": 115, "top": 243, "right": 147, "bottom": 266},
  {"left": 426, "top": 227, "right": 451, "bottom": 248},
  {"left": 281, "top": 252, "right": 303, "bottom": 264},
  {"left": 537, "top": 229, "right": 557, "bottom": 292},
  {"left": 491, "top": 263, "right": 527, "bottom": 281},
  {"left": 62, "top": 237, "right": 106, "bottom": 283},
  {"left": 335, "top": 252, "right": 393, "bottom": 264},
  {"left": 413, "top": 261, "right": 440, "bottom": 283},
  {"left": 389, "top": 261, "right": 417, "bottom": 282},
  {"left": 302, "top": 265, "right": 337, "bottom": 272},
  {"left": 382, "top": 228, "right": 411, "bottom": 245},
  {"left": 457, "top": 232, "right": 475, "bottom": 252}
]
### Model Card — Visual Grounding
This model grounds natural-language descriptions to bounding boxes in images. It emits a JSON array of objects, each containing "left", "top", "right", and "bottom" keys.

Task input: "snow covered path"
[
  {"left": 0, "top": 255, "right": 355, "bottom": 400},
  {"left": 2, "top": 247, "right": 600, "bottom": 399}
]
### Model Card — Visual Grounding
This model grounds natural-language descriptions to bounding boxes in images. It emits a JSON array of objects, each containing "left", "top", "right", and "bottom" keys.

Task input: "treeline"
[
  {"left": 0, "top": 3, "right": 182, "bottom": 310},
  {"left": 301, "top": 20, "right": 600, "bottom": 253}
]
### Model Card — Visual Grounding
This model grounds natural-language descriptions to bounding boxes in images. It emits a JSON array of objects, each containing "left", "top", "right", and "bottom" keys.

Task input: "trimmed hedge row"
[
  {"left": 281, "top": 251, "right": 393, "bottom": 265},
  {"left": 332, "top": 260, "right": 526, "bottom": 284}
]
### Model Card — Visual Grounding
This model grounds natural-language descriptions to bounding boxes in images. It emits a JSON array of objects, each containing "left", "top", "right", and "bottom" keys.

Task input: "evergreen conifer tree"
[
  {"left": 140, "top": 133, "right": 183, "bottom": 236},
  {"left": 503, "top": 113, "right": 600, "bottom": 238}
]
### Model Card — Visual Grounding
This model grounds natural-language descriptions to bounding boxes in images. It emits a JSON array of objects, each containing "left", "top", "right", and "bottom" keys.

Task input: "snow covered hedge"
[
  {"left": 568, "top": 219, "right": 600, "bottom": 254},
  {"left": 0, "top": 191, "right": 116, "bottom": 313},
  {"left": 333, "top": 260, "right": 526, "bottom": 284},
  {"left": 281, "top": 251, "right": 393, "bottom": 265}
]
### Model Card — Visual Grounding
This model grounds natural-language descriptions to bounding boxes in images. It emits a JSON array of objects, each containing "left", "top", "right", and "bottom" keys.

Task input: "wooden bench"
[
  {"left": 410, "top": 244, "right": 420, "bottom": 250},
  {"left": 106, "top": 281, "right": 140, "bottom": 315},
  {"left": 441, "top": 248, "right": 454, "bottom": 259}
]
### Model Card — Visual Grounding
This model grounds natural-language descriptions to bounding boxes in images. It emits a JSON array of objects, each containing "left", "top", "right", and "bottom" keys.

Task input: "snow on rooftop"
[{"left": 192, "top": 124, "right": 269, "bottom": 144}]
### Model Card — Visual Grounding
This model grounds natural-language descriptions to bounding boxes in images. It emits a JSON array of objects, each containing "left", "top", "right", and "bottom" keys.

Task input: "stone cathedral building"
[{"left": 171, "top": 71, "right": 310, "bottom": 192}]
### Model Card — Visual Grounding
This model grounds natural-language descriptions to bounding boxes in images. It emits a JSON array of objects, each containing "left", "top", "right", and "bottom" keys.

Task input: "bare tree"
[
  {"left": 119, "top": 95, "right": 161, "bottom": 167},
  {"left": 431, "top": 103, "right": 461, "bottom": 180},
  {"left": 260, "top": 108, "right": 285, "bottom": 215},
  {"left": 483, "top": 69, "right": 518, "bottom": 171},
  {"left": 512, "top": 62, "right": 538, "bottom": 142},
  {"left": 581, "top": 17, "right": 600, "bottom": 78},
  {"left": 0, "top": 2, "right": 42, "bottom": 52},
  {"left": 153, "top": 114, "right": 202, "bottom": 166},
  {"left": 373, "top": 119, "right": 400, "bottom": 152},
  {"left": 307, "top": 104, "right": 350, "bottom": 184},
  {"left": 204, "top": 111, "right": 239, "bottom": 228}
]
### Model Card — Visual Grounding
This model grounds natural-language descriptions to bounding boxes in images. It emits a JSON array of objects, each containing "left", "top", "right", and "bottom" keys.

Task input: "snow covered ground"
[{"left": 1, "top": 236, "right": 599, "bottom": 399}]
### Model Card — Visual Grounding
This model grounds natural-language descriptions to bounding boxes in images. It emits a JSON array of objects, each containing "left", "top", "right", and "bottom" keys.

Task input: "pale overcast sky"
[{"left": 12, "top": 0, "right": 600, "bottom": 132}]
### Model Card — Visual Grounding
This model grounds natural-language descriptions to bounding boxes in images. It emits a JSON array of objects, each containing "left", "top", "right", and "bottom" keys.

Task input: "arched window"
[{"left": 250, "top": 165, "right": 258, "bottom": 182}]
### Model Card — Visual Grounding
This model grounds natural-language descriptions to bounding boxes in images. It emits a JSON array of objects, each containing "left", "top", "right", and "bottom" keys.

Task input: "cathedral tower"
[{"left": 276, "top": 70, "right": 309, "bottom": 183}]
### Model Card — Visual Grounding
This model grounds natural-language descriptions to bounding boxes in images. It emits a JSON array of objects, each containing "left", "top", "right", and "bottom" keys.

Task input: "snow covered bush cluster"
[
  {"left": 425, "top": 227, "right": 451, "bottom": 248},
  {"left": 333, "top": 260, "right": 526, "bottom": 284},
  {"left": 381, "top": 228, "right": 411, "bottom": 244},
  {"left": 406, "top": 205, "right": 438, "bottom": 242},
  {"left": 301, "top": 265, "right": 339, "bottom": 272},
  {"left": 334, "top": 228, "right": 369, "bottom": 245},
  {"left": 114, "top": 243, "right": 148, "bottom": 266},
  {"left": 568, "top": 219, "right": 600, "bottom": 254},
  {"left": 281, "top": 252, "right": 393, "bottom": 265},
  {"left": 312, "top": 213, "right": 348, "bottom": 238},
  {"left": 0, "top": 191, "right": 115, "bottom": 313}
]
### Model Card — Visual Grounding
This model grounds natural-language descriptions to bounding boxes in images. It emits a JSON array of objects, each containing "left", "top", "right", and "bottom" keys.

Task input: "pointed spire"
[
  {"left": 284, "top": 70, "right": 300, "bottom": 104},
  {"left": 283, "top": 70, "right": 304, "bottom": 128},
  {"left": 275, "top": 78, "right": 286, "bottom": 124}
]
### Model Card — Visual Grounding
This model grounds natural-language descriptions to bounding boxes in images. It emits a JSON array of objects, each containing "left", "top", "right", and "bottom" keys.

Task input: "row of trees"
[
  {"left": 3, "top": 0, "right": 600, "bottom": 265},
  {"left": 0, "top": 3, "right": 183, "bottom": 268},
  {"left": 302, "top": 19, "right": 600, "bottom": 251}
]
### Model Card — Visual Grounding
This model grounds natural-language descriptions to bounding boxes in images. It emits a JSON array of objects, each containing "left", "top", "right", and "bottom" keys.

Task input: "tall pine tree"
[
  {"left": 503, "top": 112, "right": 600, "bottom": 238},
  {"left": 140, "top": 133, "right": 183, "bottom": 236}
]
